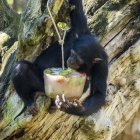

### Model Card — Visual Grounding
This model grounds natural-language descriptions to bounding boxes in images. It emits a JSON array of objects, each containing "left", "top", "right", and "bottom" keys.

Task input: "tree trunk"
[{"left": 0, "top": 0, "right": 140, "bottom": 140}]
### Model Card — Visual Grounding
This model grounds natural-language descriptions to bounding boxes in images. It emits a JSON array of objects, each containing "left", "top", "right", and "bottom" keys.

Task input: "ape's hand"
[{"left": 55, "top": 94, "right": 85, "bottom": 115}]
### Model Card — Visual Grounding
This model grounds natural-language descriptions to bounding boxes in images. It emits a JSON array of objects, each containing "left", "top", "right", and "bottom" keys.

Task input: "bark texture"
[
  {"left": 115, "top": 110, "right": 140, "bottom": 140},
  {"left": 0, "top": 0, "right": 140, "bottom": 140}
]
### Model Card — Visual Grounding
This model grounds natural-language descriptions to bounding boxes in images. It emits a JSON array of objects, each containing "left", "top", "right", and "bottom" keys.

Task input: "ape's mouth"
[{"left": 68, "top": 65, "right": 80, "bottom": 70}]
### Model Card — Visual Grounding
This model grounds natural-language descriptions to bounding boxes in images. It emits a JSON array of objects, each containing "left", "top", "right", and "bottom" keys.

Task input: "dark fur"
[{"left": 12, "top": 0, "right": 108, "bottom": 117}]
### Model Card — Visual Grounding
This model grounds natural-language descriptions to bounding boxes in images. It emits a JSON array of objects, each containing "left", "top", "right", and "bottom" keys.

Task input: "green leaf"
[{"left": 59, "top": 68, "right": 73, "bottom": 76}]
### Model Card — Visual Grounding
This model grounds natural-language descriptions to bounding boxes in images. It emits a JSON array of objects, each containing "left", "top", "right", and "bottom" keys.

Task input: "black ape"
[
  {"left": 56, "top": 35, "right": 108, "bottom": 116},
  {"left": 12, "top": 0, "right": 108, "bottom": 116}
]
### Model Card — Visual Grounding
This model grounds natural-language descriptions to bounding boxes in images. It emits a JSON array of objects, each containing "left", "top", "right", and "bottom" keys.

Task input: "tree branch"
[{"left": 17, "top": 0, "right": 69, "bottom": 61}]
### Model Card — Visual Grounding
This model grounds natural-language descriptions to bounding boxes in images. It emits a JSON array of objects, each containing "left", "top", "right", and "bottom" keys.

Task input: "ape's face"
[
  {"left": 67, "top": 48, "right": 103, "bottom": 70},
  {"left": 67, "top": 49, "right": 84, "bottom": 70}
]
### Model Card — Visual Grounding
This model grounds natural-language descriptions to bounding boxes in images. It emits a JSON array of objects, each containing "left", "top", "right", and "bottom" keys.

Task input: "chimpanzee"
[
  {"left": 12, "top": 0, "right": 108, "bottom": 117},
  {"left": 55, "top": 34, "right": 108, "bottom": 115}
]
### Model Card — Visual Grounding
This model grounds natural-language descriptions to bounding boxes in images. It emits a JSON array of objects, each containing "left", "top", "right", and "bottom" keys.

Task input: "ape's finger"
[
  {"left": 62, "top": 94, "right": 66, "bottom": 102},
  {"left": 55, "top": 99, "right": 61, "bottom": 109}
]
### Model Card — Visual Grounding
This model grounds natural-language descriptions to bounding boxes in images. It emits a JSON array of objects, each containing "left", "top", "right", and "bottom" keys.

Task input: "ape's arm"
[
  {"left": 81, "top": 61, "right": 108, "bottom": 115},
  {"left": 79, "top": 63, "right": 108, "bottom": 116},
  {"left": 69, "top": 0, "right": 89, "bottom": 34},
  {"left": 65, "top": 0, "right": 89, "bottom": 45}
]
